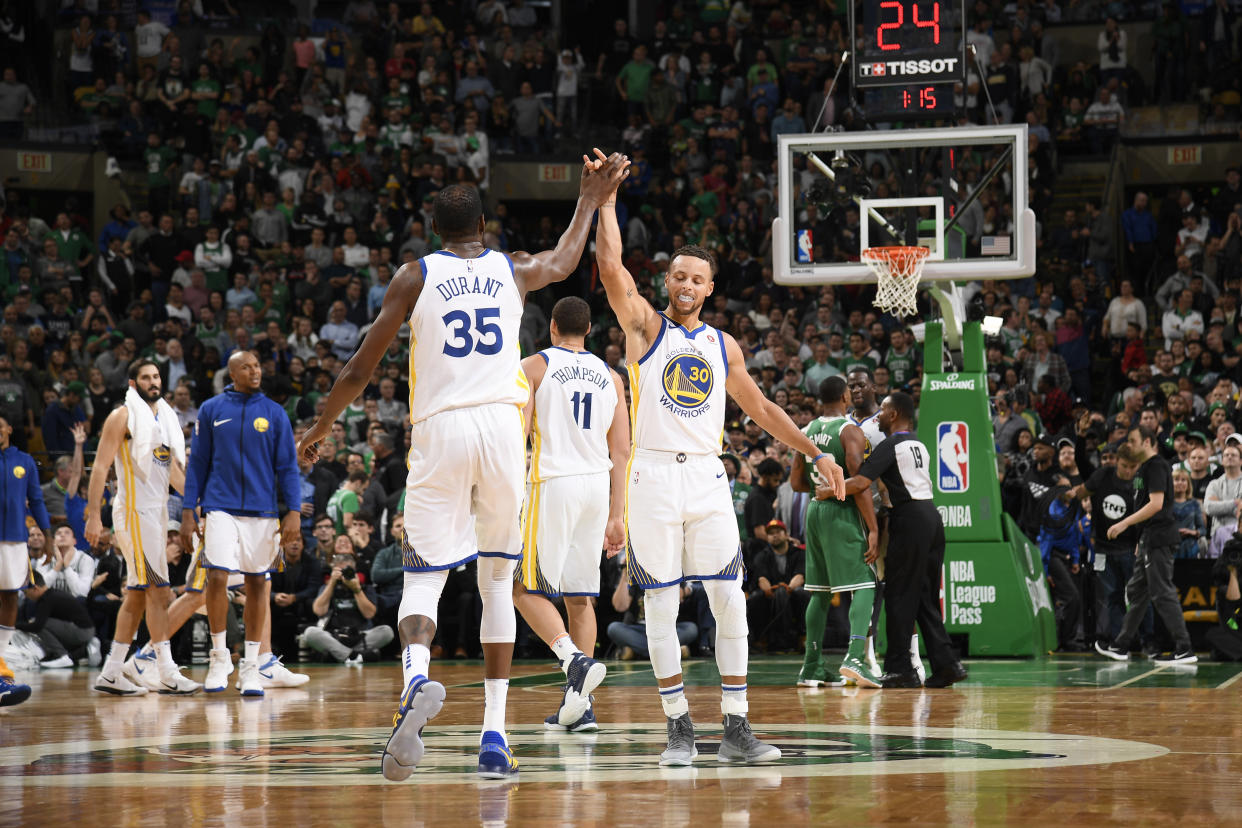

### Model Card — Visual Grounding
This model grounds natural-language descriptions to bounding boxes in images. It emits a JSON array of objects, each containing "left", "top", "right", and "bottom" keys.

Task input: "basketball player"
[
  {"left": 836, "top": 392, "right": 967, "bottom": 689},
  {"left": 181, "top": 351, "right": 302, "bottom": 696},
  {"left": 296, "top": 158, "right": 630, "bottom": 782},
  {"left": 514, "top": 296, "right": 628, "bottom": 733},
  {"left": 592, "top": 148, "right": 846, "bottom": 766},
  {"left": 0, "top": 414, "right": 50, "bottom": 707},
  {"left": 86, "top": 360, "right": 201, "bottom": 695},
  {"left": 791, "top": 376, "right": 880, "bottom": 689},
  {"left": 846, "top": 367, "right": 921, "bottom": 683}
]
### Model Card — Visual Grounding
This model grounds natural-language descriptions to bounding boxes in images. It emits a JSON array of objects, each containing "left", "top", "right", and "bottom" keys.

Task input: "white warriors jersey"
[
  {"left": 114, "top": 427, "right": 173, "bottom": 517},
  {"left": 629, "top": 313, "right": 729, "bottom": 455},
  {"left": 530, "top": 347, "right": 617, "bottom": 482},
  {"left": 851, "top": 408, "right": 885, "bottom": 455},
  {"left": 408, "top": 249, "right": 529, "bottom": 423}
]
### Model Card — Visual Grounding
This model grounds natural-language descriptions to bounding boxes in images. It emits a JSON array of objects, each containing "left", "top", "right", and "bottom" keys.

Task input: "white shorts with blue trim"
[
  {"left": 201, "top": 512, "right": 280, "bottom": 575},
  {"left": 0, "top": 541, "right": 30, "bottom": 591},
  {"left": 113, "top": 507, "right": 170, "bottom": 590},
  {"left": 625, "top": 449, "right": 742, "bottom": 589},
  {"left": 402, "top": 403, "right": 525, "bottom": 572},
  {"left": 520, "top": 471, "right": 608, "bottom": 597}
]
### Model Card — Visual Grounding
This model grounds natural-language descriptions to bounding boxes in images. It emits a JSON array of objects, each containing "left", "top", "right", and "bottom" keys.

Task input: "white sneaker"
[
  {"left": 344, "top": 653, "right": 363, "bottom": 666},
  {"left": 87, "top": 637, "right": 102, "bottom": 667},
  {"left": 238, "top": 659, "right": 264, "bottom": 697},
  {"left": 158, "top": 665, "right": 203, "bottom": 695},
  {"left": 123, "top": 653, "right": 163, "bottom": 691},
  {"left": 258, "top": 655, "right": 310, "bottom": 688},
  {"left": 40, "top": 655, "right": 74, "bottom": 669},
  {"left": 205, "top": 649, "right": 234, "bottom": 693},
  {"left": 94, "top": 670, "right": 149, "bottom": 696}
]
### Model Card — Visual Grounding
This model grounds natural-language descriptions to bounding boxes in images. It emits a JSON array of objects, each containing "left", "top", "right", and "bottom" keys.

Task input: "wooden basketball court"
[{"left": 3, "top": 657, "right": 1239, "bottom": 826}]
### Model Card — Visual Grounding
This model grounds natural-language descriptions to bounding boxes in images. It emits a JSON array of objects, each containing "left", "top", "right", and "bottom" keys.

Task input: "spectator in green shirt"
[
  {"left": 327, "top": 470, "right": 368, "bottom": 534},
  {"left": 191, "top": 63, "right": 220, "bottom": 120},
  {"left": 615, "top": 45, "right": 654, "bottom": 116},
  {"left": 143, "top": 132, "right": 177, "bottom": 216}
]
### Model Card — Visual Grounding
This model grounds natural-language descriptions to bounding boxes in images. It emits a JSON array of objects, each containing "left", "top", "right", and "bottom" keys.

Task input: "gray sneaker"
[
  {"left": 659, "top": 714, "right": 698, "bottom": 766},
  {"left": 717, "top": 714, "right": 781, "bottom": 764}
]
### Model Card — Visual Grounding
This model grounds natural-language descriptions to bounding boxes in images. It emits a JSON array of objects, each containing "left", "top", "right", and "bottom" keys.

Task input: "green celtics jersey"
[
  {"left": 884, "top": 348, "right": 917, "bottom": 386},
  {"left": 802, "top": 415, "right": 867, "bottom": 488},
  {"left": 731, "top": 480, "right": 751, "bottom": 539}
]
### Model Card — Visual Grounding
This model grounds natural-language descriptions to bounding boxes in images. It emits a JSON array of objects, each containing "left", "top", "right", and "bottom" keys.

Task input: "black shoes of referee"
[{"left": 881, "top": 661, "right": 968, "bottom": 689}]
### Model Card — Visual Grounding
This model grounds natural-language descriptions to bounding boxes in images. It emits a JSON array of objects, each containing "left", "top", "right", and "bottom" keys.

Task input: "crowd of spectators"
[{"left": 1, "top": 0, "right": 1242, "bottom": 664}]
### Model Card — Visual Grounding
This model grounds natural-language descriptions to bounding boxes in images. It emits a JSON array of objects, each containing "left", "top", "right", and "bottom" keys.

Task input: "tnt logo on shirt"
[{"left": 937, "top": 422, "right": 969, "bottom": 493}]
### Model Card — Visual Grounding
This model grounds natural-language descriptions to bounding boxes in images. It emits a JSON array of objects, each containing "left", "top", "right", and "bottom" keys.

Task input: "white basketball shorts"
[
  {"left": 625, "top": 449, "right": 742, "bottom": 589},
  {"left": 520, "top": 470, "right": 609, "bottom": 597},
  {"left": 113, "top": 507, "right": 170, "bottom": 590},
  {"left": 402, "top": 403, "right": 525, "bottom": 572},
  {"left": 0, "top": 541, "right": 30, "bottom": 591},
  {"left": 201, "top": 511, "right": 280, "bottom": 576}
]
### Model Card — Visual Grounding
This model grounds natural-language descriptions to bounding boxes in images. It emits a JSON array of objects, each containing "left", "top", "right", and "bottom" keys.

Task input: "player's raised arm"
[
  {"left": 296, "top": 266, "right": 423, "bottom": 462},
  {"left": 722, "top": 333, "right": 845, "bottom": 500},
  {"left": 511, "top": 152, "right": 631, "bottom": 297},
  {"left": 595, "top": 166, "right": 660, "bottom": 364}
]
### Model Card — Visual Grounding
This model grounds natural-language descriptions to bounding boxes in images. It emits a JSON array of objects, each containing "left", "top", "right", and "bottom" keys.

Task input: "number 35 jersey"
[
  {"left": 409, "top": 250, "right": 529, "bottom": 424},
  {"left": 530, "top": 347, "right": 618, "bottom": 482},
  {"left": 629, "top": 313, "right": 729, "bottom": 456}
]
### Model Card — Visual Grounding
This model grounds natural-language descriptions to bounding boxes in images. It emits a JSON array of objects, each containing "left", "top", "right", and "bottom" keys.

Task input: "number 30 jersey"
[
  {"left": 530, "top": 347, "right": 618, "bottom": 482},
  {"left": 629, "top": 313, "right": 729, "bottom": 456},
  {"left": 409, "top": 250, "right": 529, "bottom": 424}
]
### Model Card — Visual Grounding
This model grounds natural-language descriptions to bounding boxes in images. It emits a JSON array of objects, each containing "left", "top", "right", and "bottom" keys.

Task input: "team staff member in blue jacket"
[
  {"left": 0, "top": 414, "right": 50, "bottom": 707},
  {"left": 182, "top": 351, "right": 301, "bottom": 696}
]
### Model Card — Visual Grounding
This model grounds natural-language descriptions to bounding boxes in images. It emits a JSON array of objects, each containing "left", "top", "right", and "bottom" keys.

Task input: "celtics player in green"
[{"left": 791, "top": 376, "right": 881, "bottom": 688}]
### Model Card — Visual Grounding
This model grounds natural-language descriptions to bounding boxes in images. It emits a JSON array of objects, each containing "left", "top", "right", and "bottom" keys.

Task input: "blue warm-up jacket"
[
  {"left": 183, "top": 386, "right": 301, "bottom": 519},
  {"left": 0, "top": 446, "right": 50, "bottom": 541}
]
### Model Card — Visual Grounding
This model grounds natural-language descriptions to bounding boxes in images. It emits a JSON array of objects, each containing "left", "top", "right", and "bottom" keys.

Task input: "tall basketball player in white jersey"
[
  {"left": 591, "top": 148, "right": 846, "bottom": 766},
  {"left": 297, "top": 157, "right": 630, "bottom": 782},
  {"left": 85, "top": 360, "right": 202, "bottom": 695},
  {"left": 513, "top": 296, "right": 628, "bottom": 733}
]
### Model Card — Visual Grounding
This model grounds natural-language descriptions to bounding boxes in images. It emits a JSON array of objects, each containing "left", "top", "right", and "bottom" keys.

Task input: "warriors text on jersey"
[
  {"left": 628, "top": 312, "right": 729, "bottom": 456},
  {"left": 530, "top": 347, "right": 617, "bottom": 481},
  {"left": 408, "top": 249, "right": 528, "bottom": 424}
]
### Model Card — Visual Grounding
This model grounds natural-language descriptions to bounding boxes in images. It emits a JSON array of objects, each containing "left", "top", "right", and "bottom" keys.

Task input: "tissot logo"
[{"left": 861, "top": 58, "right": 960, "bottom": 77}]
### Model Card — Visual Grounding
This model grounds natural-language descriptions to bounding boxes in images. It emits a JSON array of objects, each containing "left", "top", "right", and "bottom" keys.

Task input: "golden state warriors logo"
[
  {"left": 153, "top": 445, "right": 171, "bottom": 465},
  {"left": 253, "top": 417, "right": 270, "bottom": 433},
  {"left": 12, "top": 465, "right": 25, "bottom": 479},
  {"left": 662, "top": 353, "right": 713, "bottom": 410}
]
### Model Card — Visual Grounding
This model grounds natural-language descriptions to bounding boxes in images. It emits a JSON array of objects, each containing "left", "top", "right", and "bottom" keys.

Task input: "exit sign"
[
  {"left": 538, "top": 164, "right": 570, "bottom": 183},
  {"left": 17, "top": 151, "right": 51, "bottom": 172},
  {"left": 1168, "top": 146, "right": 1201, "bottom": 166}
]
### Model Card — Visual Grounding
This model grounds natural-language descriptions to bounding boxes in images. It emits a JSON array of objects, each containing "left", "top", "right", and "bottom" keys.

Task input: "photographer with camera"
[{"left": 303, "top": 537, "right": 394, "bottom": 664}]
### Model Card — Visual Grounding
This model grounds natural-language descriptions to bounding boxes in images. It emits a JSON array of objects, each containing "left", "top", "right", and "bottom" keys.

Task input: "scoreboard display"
[{"left": 851, "top": 0, "right": 966, "bottom": 90}]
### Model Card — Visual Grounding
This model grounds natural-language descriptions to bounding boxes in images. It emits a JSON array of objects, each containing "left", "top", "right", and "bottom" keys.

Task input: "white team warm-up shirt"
[
  {"left": 530, "top": 347, "right": 617, "bottom": 482},
  {"left": 409, "top": 249, "right": 529, "bottom": 424},
  {"left": 629, "top": 312, "right": 729, "bottom": 456}
]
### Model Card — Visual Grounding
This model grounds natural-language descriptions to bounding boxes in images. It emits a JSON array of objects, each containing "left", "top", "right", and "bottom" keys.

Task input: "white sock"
[
  {"left": 721, "top": 682, "right": 748, "bottom": 716},
  {"left": 482, "top": 678, "right": 508, "bottom": 735},
  {"left": 211, "top": 631, "right": 226, "bottom": 652},
  {"left": 659, "top": 682, "right": 689, "bottom": 718},
  {"left": 155, "top": 640, "right": 176, "bottom": 672},
  {"left": 244, "top": 640, "right": 260, "bottom": 665},
  {"left": 0, "top": 624, "right": 14, "bottom": 656},
  {"left": 140, "top": 641, "right": 155, "bottom": 657},
  {"left": 550, "top": 633, "right": 580, "bottom": 672},
  {"left": 402, "top": 643, "right": 430, "bottom": 689},
  {"left": 104, "top": 638, "right": 131, "bottom": 674}
]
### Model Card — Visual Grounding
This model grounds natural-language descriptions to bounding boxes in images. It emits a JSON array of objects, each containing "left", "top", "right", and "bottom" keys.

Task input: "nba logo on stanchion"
[
  {"left": 796, "top": 229, "right": 813, "bottom": 263},
  {"left": 937, "top": 422, "right": 969, "bottom": 493}
]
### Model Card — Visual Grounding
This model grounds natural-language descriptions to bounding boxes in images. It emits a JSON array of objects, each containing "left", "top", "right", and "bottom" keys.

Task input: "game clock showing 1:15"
[
  {"left": 851, "top": 0, "right": 966, "bottom": 89},
  {"left": 865, "top": 84, "right": 956, "bottom": 120}
]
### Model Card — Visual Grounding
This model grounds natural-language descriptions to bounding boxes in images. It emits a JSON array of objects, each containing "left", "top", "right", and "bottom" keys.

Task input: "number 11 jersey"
[
  {"left": 409, "top": 250, "right": 529, "bottom": 424},
  {"left": 530, "top": 347, "right": 617, "bottom": 482}
]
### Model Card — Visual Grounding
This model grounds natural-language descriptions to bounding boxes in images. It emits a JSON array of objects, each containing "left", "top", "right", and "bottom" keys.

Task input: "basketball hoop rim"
[{"left": 860, "top": 245, "right": 932, "bottom": 264}]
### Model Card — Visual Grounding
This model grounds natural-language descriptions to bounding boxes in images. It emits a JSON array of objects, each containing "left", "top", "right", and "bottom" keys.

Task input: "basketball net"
[{"left": 862, "top": 246, "right": 931, "bottom": 318}]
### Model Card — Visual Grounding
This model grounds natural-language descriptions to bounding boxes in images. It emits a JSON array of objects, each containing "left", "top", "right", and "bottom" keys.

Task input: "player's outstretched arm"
[
  {"left": 595, "top": 171, "right": 661, "bottom": 361},
  {"left": 297, "top": 266, "right": 423, "bottom": 462},
  {"left": 722, "top": 333, "right": 845, "bottom": 499},
  {"left": 511, "top": 152, "right": 631, "bottom": 297}
]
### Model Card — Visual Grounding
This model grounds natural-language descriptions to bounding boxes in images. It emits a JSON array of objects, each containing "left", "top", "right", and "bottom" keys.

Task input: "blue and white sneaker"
[
  {"left": 544, "top": 694, "right": 599, "bottom": 732},
  {"left": 123, "top": 648, "right": 163, "bottom": 691},
  {"left": 478, "top": 730, "right": 519, "bottom": 779},
  {"left": 558, "top": 653, "right": 606, "bottom": 727},
  {"left": 382, "top": 677, "right": 446, "bottom": 782},
  {"left": 0, "top": 675, "right": 31, "bottom": 707}
]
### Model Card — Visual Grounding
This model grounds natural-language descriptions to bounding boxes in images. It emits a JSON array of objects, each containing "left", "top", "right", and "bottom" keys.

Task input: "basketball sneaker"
[
  {"left": 796, "top": 663, "right": 846, "bottom": 688},
  {"left": 0, "top": 674, "right": 31, "bottom": 707},
  {"left": 913, "top": 658, "right": 927, "bottom": 685},
  {"left": 839, "top": 656, "right": 882, "bottom": 689},
  {"left": 94, "top": 670, "right": 148, "bottom": 696},
  {"left": 238, "top": 659, "right": 264, "bottom": 697},
  {"left": 544, "top": 694, "right": 599, "bottom": 732},
  {"left": 383, "top": 677, "right": 446, "bottom": 781},
  {"left": 478, "top": 731, "right": 520, "bottom": 779},
  {"left": 1153, "top": 649, "right": 1198, "bottom": 666},
  {"left": 659, "top": 714, "right": 697, "bottom": 766},
  {"left": 158, "top": 665, "right": 203, "bottom": 695},
  {"left": 1094, "top": 640, "right": 1130, "bottom": 662},
  {"left": 258, "top": 654, "right": 310, "bottom": 688},
  {"left": 204, "top": 648, "right": 234, "bottom": 693},
  {"left": 558, "top": 653, "right": 606, "bottom": 726},
  {"left": 717, "top": 715, "right": 781, "bottom": 764},
  {"left": 123, "top": 651, "right": 163, "bottom": 691}
]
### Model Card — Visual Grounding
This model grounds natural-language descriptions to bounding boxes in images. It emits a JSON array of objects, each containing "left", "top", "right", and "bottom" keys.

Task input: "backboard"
[{"left": 772, "top": 124, "right": 1036, "bottom": 286}]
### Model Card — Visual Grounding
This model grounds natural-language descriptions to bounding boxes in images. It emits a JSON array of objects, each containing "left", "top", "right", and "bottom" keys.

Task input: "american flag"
[{"left": 981, "top": 236, "right": 1012, "bottom": 256}]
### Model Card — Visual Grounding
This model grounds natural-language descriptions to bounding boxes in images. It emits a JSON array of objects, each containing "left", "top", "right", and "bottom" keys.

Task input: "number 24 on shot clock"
[{"left": 850, "top": 0, "right": 966, "bottom": 89}]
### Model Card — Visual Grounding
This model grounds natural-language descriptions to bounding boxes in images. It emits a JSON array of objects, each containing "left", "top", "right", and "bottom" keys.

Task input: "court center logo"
[
  {"left": 1, "top": 723, "right": 1167, "bottom": 787},
  {"left": 662, "top": 352, "right": 713, "bottom": 413}
]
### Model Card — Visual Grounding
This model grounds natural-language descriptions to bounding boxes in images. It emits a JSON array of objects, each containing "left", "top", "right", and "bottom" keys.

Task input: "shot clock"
[
  {"left": 850, "top": 0, "right": 966, "bottom": 89},
  {"left": 864, "top": 84, "right": 956, "bottom": 120}
]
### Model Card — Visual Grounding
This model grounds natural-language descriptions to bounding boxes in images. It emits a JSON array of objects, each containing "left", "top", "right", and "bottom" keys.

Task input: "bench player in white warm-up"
[
  {"left": 592, "top": 148, "right": 846, "bottom": 766},
  {"left": 297, "top": 158, "right": 629, "bottom": 782},
  {"left": 86, "top": 359, "right": 200, "bottom": 695},
  {"left": 514, "top": 296, "right": 628, "bottom": 733}
]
